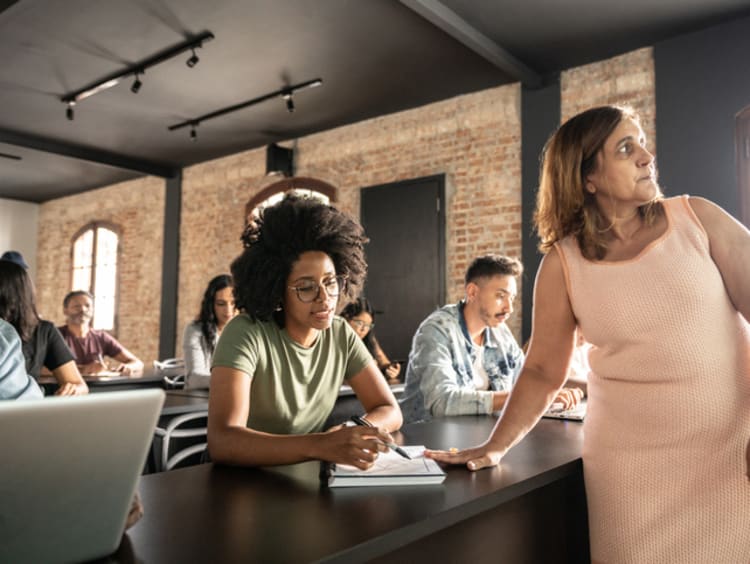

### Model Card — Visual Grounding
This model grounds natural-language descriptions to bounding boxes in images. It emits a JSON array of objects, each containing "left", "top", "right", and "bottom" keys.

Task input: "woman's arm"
[
  {"left": 689, "top": 197, "right": 750, "bottom": 321},
  {"left": 207, "top": 366, "right": 394, "bottom": 468},
  {"left": 52, "top": 360, "right": 88, "bottom": 396},
  {"left": 428, "top": 248, "right": 577, "bottom": 470},
  {"left": 183, "top": 324, "right": 212, "bottom": 389},
  {"left": 369, "top": 335, "right": 400, "bottom": 379},
  {"left": 346, "top": 360, "right": 403, "bottom": 431}
]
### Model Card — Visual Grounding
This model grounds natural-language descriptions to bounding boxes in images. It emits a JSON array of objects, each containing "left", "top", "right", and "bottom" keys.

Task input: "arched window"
[
  {"left": 71, "top": 223, "right": 119, "bottom": 331},
  {"left": 245, "top": 177, "right": 337, "bottom": 224}
]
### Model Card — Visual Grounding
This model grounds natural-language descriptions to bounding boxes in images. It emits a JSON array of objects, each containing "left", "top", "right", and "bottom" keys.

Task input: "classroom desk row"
[{"left": 113, "top": 416, "right": 590, "bottom": 563}]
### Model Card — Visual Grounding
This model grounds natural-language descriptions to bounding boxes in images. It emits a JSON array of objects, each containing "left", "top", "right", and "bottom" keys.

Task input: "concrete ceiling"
[{"left": 2, "top": 0, "right": 749, "bottom": 202}]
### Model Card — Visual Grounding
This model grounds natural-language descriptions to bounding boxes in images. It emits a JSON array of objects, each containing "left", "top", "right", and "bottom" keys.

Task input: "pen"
[{"left": 350, "top": 415, "right": 411, "bottom": 460}]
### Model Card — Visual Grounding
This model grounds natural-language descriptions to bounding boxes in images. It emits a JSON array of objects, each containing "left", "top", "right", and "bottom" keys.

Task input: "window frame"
[
  {"left": 69, "top": 221, "right": 121, "bottom": 335},
  {"left": 245, "top": 177, "right": 337, "bottom": 223}
]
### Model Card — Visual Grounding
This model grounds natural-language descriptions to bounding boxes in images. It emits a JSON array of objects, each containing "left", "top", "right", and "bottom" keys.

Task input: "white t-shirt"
[{"left": 472, "top": 345, "right": 489, "bottom": 390}]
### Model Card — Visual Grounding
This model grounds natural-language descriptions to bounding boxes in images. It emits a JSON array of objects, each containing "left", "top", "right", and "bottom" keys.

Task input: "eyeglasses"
[
  {"left": 350, "top": 319, "right": 374, "bottom": 331},
  {"left": 288, "top": 275, "right": 347, "bottom": 303}
]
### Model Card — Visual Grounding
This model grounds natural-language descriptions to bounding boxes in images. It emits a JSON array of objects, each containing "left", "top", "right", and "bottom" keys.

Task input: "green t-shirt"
[{"left": 212, "top": 314, "right": 372, "bottom": 434}]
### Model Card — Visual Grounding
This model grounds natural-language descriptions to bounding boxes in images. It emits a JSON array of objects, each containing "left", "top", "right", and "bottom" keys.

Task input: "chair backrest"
[
  {"left": 152, "top": 358, "right": 186, "bottom": 389},
  {"left": 152, "top": 410, "right": 208, "bottom": 472}
]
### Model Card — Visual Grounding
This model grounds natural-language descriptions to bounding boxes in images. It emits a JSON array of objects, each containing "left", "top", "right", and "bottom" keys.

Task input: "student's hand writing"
[
  {"left": 425, "top": 442, "right": 503, "bottom": 471},
  {"left": 318, "top": 425, "right": 392, "bottom": 470},
  {"left": 117, "top": 363, "right": 140, "bottom": 377},
  {"left": 384, "top": 362, "right": 400, "bottom": 379}
]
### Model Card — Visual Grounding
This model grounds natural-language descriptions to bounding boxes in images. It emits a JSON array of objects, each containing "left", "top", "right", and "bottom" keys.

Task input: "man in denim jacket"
[{"left": 401, "top": 255, "right": 578, "bottom": 423}]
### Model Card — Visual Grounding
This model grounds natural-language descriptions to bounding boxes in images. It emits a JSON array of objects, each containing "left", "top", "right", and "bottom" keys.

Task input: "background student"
[
  {"left": 340, "top": 298, "right": 400, "bottom": 379},
  {"left": 429, "top": 105, "right": 750, "bottom": 563},
  {"left": 0, "top": 318, "right": 43, "bottom": 400},
  {"left": 58, "top": 291, "right": 144, "bottom": 376},
  {"left": 183, "top": 274, "right": 237, "bottom": 389},
  {"left": 400, "top": 255, "right": 581, "bottom": 423},
  {"left": 0, "top": 260, "right": 87, "bottom": 395},
  {"left": 208, "top": 193, "right": 402, "bottom": 469}
]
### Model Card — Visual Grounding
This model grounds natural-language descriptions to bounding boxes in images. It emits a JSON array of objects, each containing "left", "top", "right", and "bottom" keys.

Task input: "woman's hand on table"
[
  {"left": 425, "top": 442, "right": 504, "bottom": 471},
  {"left": 55, "top": 382, "right": 88, "bottom": 396}
]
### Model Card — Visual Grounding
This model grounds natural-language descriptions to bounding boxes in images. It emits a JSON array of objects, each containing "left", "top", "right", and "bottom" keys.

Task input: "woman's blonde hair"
[{"left": 534, "top": 105, "right": 663, "bottom": 260}]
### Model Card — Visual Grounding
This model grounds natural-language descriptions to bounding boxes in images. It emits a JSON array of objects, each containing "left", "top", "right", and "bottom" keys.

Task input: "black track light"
[
  {"left": 186, "top": 48, "right": 200, "bottom": 68},
  {"left": 60, "top": 31, "right": 213, "bottom": 119},
  {"left": 130, "top": 73, "right": 142, "bottom": 94},
  {"left": 66, "top": 103, "right": 75, "bottom": 121},
  {"left": 168, "top": 78, "right": 322, "bottom": 134},
  {"left": 190, "top": 124, "right": 197, "bottom": 141},
  {"left": 283, "top": 93, "right": 295, "bottom": 113}
]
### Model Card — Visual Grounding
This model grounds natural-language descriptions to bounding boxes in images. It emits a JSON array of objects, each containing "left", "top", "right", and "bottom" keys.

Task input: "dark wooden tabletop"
[{"left": 117, "top": 416, "right": 585, "bottom": 563}]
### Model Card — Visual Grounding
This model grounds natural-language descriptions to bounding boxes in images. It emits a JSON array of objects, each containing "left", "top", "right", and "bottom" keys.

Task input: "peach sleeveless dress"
[{"left": 556, "top": 196, "right": 750, "bottom": 563}]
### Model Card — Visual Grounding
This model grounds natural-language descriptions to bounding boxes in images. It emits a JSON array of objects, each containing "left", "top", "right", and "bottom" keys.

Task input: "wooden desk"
[
  {"left": 160, "top": 389, "right": 209, "bottom": 416},
  {"left": 38, "top": 370, "right": 167, "bottom": 395},
  {"left": 119, "top": 417, "right": 589, "bottom": 563}
]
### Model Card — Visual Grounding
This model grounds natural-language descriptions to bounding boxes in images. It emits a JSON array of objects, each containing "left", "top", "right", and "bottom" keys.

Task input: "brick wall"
[
  {"left": 37, "top": 47, "right": 656, "bottom": 362},
  {"left": 561, "top": 47, "right": 656, "bottom": 152},
  {"left": 36, "top": 176, "right": 165, "bottom": 364},
  {"left": 178, "top": 83, "right": 524, "bottom": 346}
]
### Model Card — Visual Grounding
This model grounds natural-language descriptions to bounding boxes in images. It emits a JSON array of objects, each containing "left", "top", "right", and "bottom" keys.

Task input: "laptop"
[
  {"left": 0, "top": 389, "right": 164, "bottom": 564},
  {"left": 543, "top": 399, "right": 587, "bottom": 421}
]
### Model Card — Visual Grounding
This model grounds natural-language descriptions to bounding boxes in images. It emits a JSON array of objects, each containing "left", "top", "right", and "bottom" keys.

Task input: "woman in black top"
[
  {"left": 340, "top": 298, "right": 401, "bottom": 379},
  {"left": 0, "top": 260, "right": 87, "bottom": 395}
]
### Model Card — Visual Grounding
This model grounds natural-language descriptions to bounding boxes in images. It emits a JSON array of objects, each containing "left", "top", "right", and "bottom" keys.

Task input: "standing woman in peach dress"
[{"left": 429, "top": 105, "right": 750, "bottom": 563}]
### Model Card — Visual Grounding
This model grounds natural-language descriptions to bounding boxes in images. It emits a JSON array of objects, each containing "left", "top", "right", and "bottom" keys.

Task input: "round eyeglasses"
[
  {"left": 288, "top": 274, "right": 348, "bottom": 303},
  {"left": 350, "top": 319, "right": 374, "bottom": 331}
]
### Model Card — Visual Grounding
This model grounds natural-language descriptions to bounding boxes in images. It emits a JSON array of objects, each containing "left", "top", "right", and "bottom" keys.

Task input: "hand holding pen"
[{"left": 350, "top": 415, "right": 411, "bottom": 460}]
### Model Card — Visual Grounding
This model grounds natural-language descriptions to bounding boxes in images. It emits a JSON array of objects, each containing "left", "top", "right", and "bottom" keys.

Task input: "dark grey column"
[
  {"left": 520, "top": 78, "right": 560, "bottom": 344},
  {"left": 654, "top": 15, "right": 750, "bottom": 217},
  {"left": 159, "top": 171, "right": 182, "bottom": 360}
]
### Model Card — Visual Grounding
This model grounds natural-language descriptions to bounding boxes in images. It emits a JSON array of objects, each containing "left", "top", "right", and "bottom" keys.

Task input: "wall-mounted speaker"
[{"left": 266, "top": 143, "right": 294, "bottom": 177}]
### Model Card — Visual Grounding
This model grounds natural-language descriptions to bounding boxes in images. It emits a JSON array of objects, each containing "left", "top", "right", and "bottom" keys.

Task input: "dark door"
[{"left": 360, "top": 175, "right": 445, "bottom": 363}]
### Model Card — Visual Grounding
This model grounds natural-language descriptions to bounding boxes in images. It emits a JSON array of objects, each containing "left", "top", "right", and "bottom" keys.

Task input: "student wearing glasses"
[
  {"left": 340, "top": 298, "right": 400, "bottom": 380},
  {"left": 208, "top": 193, "right": 402, "bottom": 469}
]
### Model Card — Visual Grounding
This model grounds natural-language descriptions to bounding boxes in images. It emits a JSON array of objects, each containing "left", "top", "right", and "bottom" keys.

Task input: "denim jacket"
[{"left": 399, "top": 302, "right": 524, "bottom": 423}]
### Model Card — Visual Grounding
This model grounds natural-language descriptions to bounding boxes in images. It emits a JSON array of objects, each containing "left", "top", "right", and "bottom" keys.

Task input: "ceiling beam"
[
  {"left": 0, "top": 128, "right": 178, "bottom": 178},
  {"left": 399, "top": 0, "right": 542, "bottom": 88}
]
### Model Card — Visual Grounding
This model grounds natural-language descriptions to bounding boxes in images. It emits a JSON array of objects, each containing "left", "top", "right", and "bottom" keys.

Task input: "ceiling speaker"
[{"left": 266, "top": 143, "right": 294, "bottom": 177}]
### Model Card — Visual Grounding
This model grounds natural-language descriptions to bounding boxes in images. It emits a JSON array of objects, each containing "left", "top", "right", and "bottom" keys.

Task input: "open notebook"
[
  {"left": 542, "top": 399, "right": 587, "bottom": 421},
  {"left": 324, "top": 446, "right": 446, "bottom": 487}
]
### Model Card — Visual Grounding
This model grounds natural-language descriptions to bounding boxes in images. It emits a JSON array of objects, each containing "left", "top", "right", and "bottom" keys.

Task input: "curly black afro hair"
[{"left": 232, "top": 192, "right": 368, "bottom": 326}]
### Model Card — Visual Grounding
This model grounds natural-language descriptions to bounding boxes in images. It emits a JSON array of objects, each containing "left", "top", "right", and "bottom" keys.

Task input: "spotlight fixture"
[
  {"left": 190, "top": 124, "right": 198, "bottom": 141},
  {"left": 168, "top": 78, "right": 322, "bottom": 138},
  {"left": 282, "top": 91, "right": 295, "bottom": 113},
  {"left": 66, "top": 102, "right": 75, "bottom": 121},
  {"left": 60, "top": 31, "right": 214, "bottom": 120},
  {"left": 186, "top": 48, "right": 200, "bottom": 68},
  {"left": 130, "top": 72, "right": 143, "bottom": 94}
]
